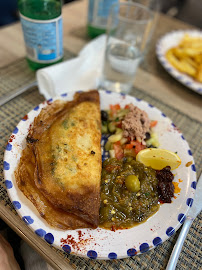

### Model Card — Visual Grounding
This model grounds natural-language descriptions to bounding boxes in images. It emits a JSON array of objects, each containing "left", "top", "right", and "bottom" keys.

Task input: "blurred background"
[{"left": 0, "top": 0, "right": 201, "bottom": 28}]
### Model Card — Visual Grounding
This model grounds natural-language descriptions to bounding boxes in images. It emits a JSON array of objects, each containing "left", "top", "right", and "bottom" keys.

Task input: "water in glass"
[{"left": 101, "top": 42, "right": 142, "bottom": 93}]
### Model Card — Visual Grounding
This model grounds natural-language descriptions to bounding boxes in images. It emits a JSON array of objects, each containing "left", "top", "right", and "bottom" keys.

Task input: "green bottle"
[
  {"left": 87, "top": 0, "right": 118, "bottom": 39},
  {"left": 18, "top": 0, "right": 63, "bottom": 70}
]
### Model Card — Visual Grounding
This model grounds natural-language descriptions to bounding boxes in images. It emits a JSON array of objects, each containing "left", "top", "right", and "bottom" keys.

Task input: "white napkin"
[{"left": 36, "top": 35, "right": 106, "bottom": 99}]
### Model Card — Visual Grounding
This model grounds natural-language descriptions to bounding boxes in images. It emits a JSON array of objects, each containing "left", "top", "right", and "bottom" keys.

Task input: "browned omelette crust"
[
  {"left": 15, "top": 144, "right": 92, "bottom": 229},
  {"left": 27, "top": 90, "right": 101, "bottom": 227}
]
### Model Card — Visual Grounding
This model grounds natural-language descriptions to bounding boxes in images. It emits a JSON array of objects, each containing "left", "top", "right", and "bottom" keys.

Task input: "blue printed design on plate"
[
  {"left": 120, "top": 92, "right": 126, "bottom": 96},
  {"left": 136, "top": 98, "right": 141, "bottom": 102},
  {"left": 127, "top": 248, "right": 137, "bottom": 256},
  {"left": 22, "top": 216, "right": 34, "bottom": 225},
  {"left": 105, "top": 90, "right": 112, "bottom": 94},
  {"left": 6, "top": 143, "right": 12, "bottom": 151},
  {"left": 166, "top": 227, "right": 175, "bottom": 237},
  {"left": 188, "top": 149, "right": 192, "bottom": 156},
  {"left": 87, "top": 250, "right": 97, "bottom": 259},
  {"left": 35, "top": 229, "right": 46, "bottom": 237},
  {"left": 34, "top": 105, "right": 39, "bottom": 111},
  {"left": 101, "top": 134, "right": 110, "bottom": 162},
  {"left": 181, "top": 135, "right": 185, "bottom": 140},
  {"left": 191, "top": 164, "right": 196, "bottom": 172},
  {"left": 13, "top": 127, "right": 18, "bottom": 134},
  {"left": 186, "top": 198, "right": 193, "bottom": 207},
  {"left": 140, "top": 243, "right": 149, "bottom": 253},
  {"left": 61, "top": 93, "right": 67, "bottom": 97},
  {"left": 76, "top": 90, "right": 83, "bottom": 93},
  {"left": 191, "top": 181, "right": 196, "bottom": 189},
  {"left": 153, "top": 237, "right": 162, "bottom": 246},
  {"left": 178, "top": 213, "right": 186, "bottom": 224},
  {"left": 47, "top": 98, "right": 53, "bottom": 103},
  {"left": 62, "top": 245, "right": 71, "bottom": 253},
  {"left": 3, "top": 161, "right": 10, "bottom": 170},
  {"left": 171, "top": 122, "right": 176, "bottom": 127},
  {"left": 44, "top": 233, "right": 54, "bottom": 244},
  {"left": 161, "top": 113, "right": 166, "bottom": 117},
  {"left": 12, "top": 201, "right": 21, "bottom": 210},
  {"left": 5, "top": 180, "right": 13, "bottom": 189},
  {"left": 148, "top": 104, "right": 154, "bottom": 107},
  {"left": 108, "top": 252, "right": 117, "bottom": 259}
]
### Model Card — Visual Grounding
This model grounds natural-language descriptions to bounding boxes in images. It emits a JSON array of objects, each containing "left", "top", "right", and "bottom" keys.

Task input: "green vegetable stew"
[{"left": 99, "top": 157, "right": 160, "bottom": 230}]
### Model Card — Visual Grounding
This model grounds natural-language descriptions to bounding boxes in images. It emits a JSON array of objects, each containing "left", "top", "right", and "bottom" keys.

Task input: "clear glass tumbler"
[{"left": 100, "top": 2, "right": 155, "bottom": 94}]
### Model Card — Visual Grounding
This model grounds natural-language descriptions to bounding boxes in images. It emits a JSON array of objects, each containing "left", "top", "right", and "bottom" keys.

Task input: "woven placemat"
[{"left": 0, "top": 55, "right": 201, "bottom": 270}]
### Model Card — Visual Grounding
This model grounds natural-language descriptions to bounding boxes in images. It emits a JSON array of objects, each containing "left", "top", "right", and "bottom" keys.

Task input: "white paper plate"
[
  {"left": 4, "top": 90, "right": 196, "bottom": 260},
  {"left": 156, "top": 29, "right": 202, "bottom": 95}
]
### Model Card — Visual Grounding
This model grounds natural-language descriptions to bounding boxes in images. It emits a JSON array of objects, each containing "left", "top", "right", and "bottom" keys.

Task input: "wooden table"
[{"left": 0, "top": 1, "right": 201, "bottom": 269}]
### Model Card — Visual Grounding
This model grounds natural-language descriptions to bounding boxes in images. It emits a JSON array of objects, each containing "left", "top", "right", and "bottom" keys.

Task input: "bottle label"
[
  {"left": 88, "top": 0, "right": 118, "bottom": 28},
  {"left": 20, "top": 14, "right": 63, "bottom": 63}
]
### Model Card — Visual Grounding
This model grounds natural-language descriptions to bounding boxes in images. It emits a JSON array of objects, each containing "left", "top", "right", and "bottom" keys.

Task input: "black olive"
[
  {"left": 101, "top": 110, "right": 108, "bottom": 121},
  {"left": 148, "top": 145, "right": 157, "bottom": 148},
  {"left": 140, "top": 119, "right": 145, "bottom": 125},
  {"left": 145, "top": 132, "right": 151, "bottom": 140}
]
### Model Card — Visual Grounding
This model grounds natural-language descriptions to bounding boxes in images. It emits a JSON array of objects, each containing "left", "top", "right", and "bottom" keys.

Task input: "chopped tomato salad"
[{"left": 101, "top": 103, "right": 159, "bottom": 160}]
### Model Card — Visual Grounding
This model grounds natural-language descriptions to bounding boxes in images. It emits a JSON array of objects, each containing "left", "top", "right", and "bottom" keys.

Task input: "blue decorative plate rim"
[{"left": 3, "top": 90, "right": 196, "bottom": 260}]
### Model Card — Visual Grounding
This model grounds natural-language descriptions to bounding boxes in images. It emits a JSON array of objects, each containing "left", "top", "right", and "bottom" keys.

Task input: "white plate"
[
  {"left": 4, "top": 90, "right": 196, "bottom": 260},
  {"left": 156, "top": 30, "right": 202, "bottom": 95}
]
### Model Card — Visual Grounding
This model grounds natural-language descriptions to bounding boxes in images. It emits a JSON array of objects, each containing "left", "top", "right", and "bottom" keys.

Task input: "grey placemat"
[{"left": 0, "top": 56, "right": 201, "bottom": 270}]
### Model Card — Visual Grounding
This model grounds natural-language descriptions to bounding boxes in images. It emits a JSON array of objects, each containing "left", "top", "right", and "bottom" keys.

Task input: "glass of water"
[{"left": 100, "top": 2, "right": 155, "bottom": 94}]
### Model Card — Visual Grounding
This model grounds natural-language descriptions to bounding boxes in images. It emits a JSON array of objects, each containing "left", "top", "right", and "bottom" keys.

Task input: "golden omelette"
[{"left": 16, "top": 90, "right": 102, "bottom": 228}]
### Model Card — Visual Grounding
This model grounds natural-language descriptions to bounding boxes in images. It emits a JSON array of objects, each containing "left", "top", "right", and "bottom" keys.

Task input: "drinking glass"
[
  {"left": 100, "top": 2, "right": 155, "bottom": 93},
  {"left": 131, "top": 0, "right": 160, "bottom": 12}
]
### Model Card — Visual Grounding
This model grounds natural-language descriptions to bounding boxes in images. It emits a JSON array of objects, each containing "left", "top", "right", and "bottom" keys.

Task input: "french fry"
[
  {"left": 195, "top": 64, "right": 202, "bottom": 83},
  {"left": 180, "top": 34, "right": 202, "bottom": 48},
  {"left": 166, "top": 50, "right": 196, "bottom": 76},
  {"left": 193, "top": 54, "right": 202, "bottom": 65},
  {"left": 165, "top": 34, "right": 202, "bottom": 83}
]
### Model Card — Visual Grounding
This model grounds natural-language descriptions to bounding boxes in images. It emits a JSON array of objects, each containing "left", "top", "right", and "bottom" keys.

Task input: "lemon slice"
[{"left": 136, "top": 148, "right": 181, "bottom": 170}]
